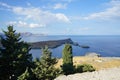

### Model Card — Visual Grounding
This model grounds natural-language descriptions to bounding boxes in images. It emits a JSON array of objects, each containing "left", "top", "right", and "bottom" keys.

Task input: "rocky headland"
[
  {"left": 0, "top": 37, "right": 90, "bottom": 49},
  {"left": 30, "top": 38, "right": 90, "bottom": 49}
]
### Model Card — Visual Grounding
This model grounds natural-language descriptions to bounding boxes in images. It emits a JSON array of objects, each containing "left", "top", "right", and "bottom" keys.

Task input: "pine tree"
[
  {"left": 0, "top": 26, "right": 32, "bottom": 80},
  {"left": 32, "top": 46, "right": 59, "bottom": 80},
  {"left": 40, "top": 46, "right": 57, "bottom": 68},
  {"left": 62, "top": 44, "right": 74, "bottom": 75}
]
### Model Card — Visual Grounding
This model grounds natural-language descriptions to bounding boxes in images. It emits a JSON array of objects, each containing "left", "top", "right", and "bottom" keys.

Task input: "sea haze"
[{"left": 21, "top": 35, "right": 120, "bottom": 58}]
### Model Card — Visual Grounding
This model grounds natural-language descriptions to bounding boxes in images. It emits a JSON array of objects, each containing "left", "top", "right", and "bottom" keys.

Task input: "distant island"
[
  {"left": 0, "top": 34, "right": 90, "bottom": 49},
  {"left": 30, "top": 38, "right": 90, "bottom": 49},
  {"left": 20, "top": 32, "right": 47, "bottom": 36}
]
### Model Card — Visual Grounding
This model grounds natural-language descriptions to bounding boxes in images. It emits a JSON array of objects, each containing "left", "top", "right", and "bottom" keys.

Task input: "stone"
[{"left": 85, "top": 52, "right": 101, "bottom": 57}]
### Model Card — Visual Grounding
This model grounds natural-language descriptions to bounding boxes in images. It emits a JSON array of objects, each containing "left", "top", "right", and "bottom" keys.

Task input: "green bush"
[{"left": 76, "top": 64, "right": 95, "bottom": 73}]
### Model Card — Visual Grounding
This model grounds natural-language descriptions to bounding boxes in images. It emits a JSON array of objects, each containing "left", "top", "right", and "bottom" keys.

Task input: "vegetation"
[
  {"left": 76, "top": 64, "right": 95, "bottom": 73},
  {"left": 0, "top": 26, "right": 96, "bottom": 80},
  {"left": 32, "top": 46, "right": 60, "bottom": 80},
  {"left": 0, "top": 26, "right": 32, "bottom": 80},
  {"left": 18, "top": 46, "right": 60, "bottom": 80},
  {"left": 17, "top": 68, "right": 31, "bottom": 80},
  {"left": 61, "top": 44, "right": 74, "bottom": 75}
]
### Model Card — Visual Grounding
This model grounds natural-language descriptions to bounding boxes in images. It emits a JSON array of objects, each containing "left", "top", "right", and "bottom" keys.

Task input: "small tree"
[
  {"left": 62, "top": 44, "right": 74, "bottom": 75},
  {"left": 32, "top": 46, "right": 59, "bottom": 80},
  {"left": 0, "top": 26, "right": 32, "bottom": 80}
]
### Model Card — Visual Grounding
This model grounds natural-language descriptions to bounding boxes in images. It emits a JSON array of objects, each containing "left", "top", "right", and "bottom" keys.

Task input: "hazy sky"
[{"left": 0, "top": 0, "right": 120, "bottom": 35}]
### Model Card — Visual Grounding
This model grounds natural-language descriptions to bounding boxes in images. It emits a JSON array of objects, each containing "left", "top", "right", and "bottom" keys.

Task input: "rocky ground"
[
  {"left": 55, "top": 56, "right": 120, "bottom": 80},
  {"left": 55, "top": 67, "right": 120, "bottom": 80}
]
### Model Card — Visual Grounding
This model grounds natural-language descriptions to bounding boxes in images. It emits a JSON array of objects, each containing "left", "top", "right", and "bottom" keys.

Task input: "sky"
[{"left": 0, "top": 0, "right": 120, "bottom": 35}]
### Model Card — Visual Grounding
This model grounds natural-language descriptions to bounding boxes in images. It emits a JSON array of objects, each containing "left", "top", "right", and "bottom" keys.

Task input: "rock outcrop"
[{"left": 85, "top": 52, "right": 101, "bottom": 57}]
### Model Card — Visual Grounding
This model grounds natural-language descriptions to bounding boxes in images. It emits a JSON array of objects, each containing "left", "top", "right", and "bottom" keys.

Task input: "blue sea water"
[{"left": 21, "top": 35, "right": 120, "bottom": 58}]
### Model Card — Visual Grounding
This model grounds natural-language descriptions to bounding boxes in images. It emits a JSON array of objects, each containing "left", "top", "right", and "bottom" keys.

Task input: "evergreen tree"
[
  {"left": 32, "top": 46, "right": 59, "bottom": 80},
  {"left": 0, "top": 26, "right": 32, "bottom": 80},
  {"left": 62, "top": 44, "right": 74, "bottom": 75}
]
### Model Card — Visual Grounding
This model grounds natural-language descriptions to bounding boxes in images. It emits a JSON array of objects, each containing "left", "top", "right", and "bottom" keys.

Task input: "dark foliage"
[{"left": 0, "top": 26, "right": 32, "bottom": 80}]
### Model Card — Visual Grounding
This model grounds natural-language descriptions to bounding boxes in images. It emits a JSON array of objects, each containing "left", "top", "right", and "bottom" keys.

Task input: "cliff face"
[{"left": 30, "top": 38, "right": 73, "bottom": 49}]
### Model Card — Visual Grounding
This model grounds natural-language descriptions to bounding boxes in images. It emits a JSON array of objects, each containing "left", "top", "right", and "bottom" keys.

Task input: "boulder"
[{"left": 85, "top": 52, "right": 101, "bottom": 57}]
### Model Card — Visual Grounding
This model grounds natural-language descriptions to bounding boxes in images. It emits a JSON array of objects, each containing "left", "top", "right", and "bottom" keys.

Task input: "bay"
[{"left": 21, "top": 35, "right": 120, "bottom": 58}]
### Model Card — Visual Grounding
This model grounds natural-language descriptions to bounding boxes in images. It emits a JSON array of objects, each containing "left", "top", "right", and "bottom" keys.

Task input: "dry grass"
[{"left": 55, "top": 56, "right": 120, "bottom": 70}]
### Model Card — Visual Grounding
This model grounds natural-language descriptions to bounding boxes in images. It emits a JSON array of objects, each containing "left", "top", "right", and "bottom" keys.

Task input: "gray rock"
[
  {"left": 85, "top": 52, "right": 101, "bottom": 57},
  {"left": 55, "top": 67, "right": 120, "bottom": 80}
]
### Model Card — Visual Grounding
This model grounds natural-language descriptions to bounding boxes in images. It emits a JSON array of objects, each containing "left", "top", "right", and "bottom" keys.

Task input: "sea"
[{"left": 21, "top": 35, "right": 120, "bottom": 59}]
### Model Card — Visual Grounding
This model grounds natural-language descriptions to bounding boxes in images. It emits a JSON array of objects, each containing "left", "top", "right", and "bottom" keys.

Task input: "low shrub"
[{"left": 76, "top": 64, "right": 95, "bottom": 73}]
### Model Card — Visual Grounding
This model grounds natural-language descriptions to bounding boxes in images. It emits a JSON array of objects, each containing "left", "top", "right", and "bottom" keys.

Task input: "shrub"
[{"left": 76, "top": 64, "right": 95, "bottom": 73}]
